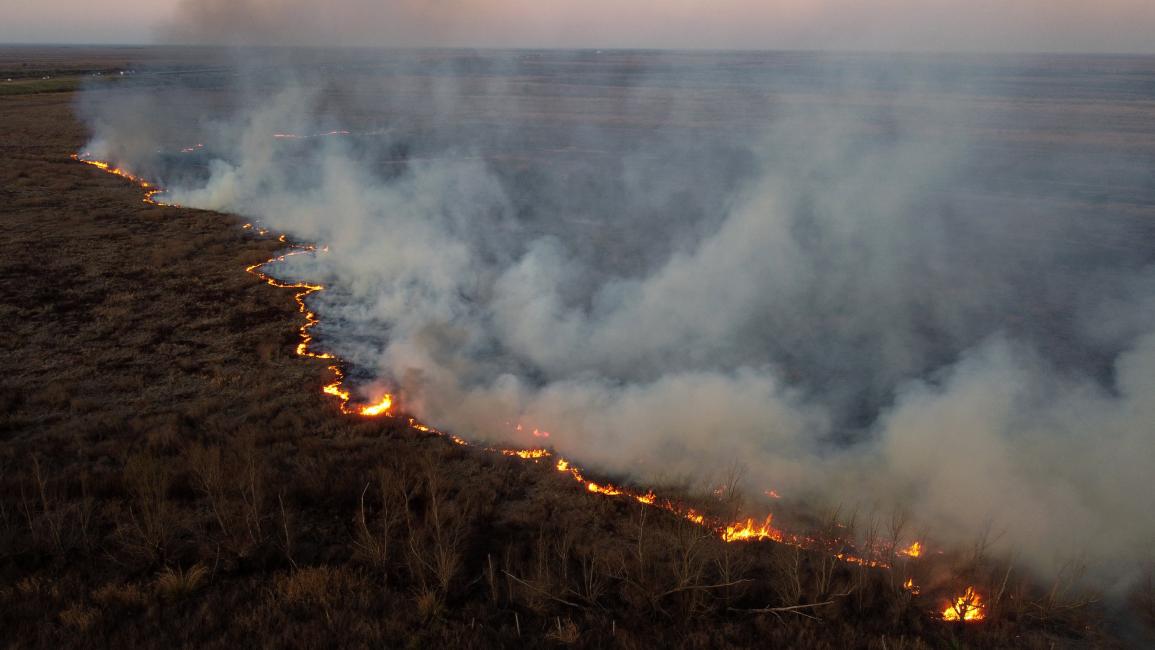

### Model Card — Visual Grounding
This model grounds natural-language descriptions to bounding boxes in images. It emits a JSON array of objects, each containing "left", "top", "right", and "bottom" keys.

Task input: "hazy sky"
[{"left": 3, "top": 0, "right": 1154, "bottom": 53}]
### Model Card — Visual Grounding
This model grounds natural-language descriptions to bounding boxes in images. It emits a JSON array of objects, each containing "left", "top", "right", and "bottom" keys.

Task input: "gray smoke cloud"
[
  {"left": 159, "top": 0, "right": 1155, "bottom": 54},
  {"left": 78, "top": 49, "right": 1155, "bottom": 592}
]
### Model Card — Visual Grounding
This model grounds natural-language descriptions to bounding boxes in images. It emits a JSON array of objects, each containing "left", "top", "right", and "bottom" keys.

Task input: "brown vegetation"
[{"left": 0, "top": 54, "right": 1147, "bottom": 648}]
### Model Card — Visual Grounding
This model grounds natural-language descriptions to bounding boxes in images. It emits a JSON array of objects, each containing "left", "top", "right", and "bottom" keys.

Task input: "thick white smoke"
[{"left": 79, "top": 51, "right": 1155, "bottom": 591}]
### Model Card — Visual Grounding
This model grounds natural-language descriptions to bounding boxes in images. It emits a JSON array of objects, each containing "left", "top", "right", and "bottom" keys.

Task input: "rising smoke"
[{"left": 78, "top": 47, "right": 1155, "bottom": 591}]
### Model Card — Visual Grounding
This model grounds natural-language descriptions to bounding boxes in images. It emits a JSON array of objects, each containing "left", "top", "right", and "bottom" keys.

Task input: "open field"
[{"left": 1, "top": 48, "right": 1152, "bottom": 647}]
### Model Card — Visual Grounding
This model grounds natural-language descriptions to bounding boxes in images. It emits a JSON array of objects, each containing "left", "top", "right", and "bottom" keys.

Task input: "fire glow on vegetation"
[
  {"left": 246, "top": 252, "right": 394, "bottom": 416},
  {"left": 73, "top": 154, "right": 172, "bottom": 206},
  {"left": 75, "top": 148, "right": 934, "bottom": 584},
  {"left": 942, "top": 586, "right": 985, "bottom": 622},
  {"left": 75, "top": 152, "right": 394, "bottom": 417},
  {"left": 903, "top": 578, "right": 921, "bottom": 594},
  {"left": 722, "top": 514, "right": 784, "bottom": 543}
]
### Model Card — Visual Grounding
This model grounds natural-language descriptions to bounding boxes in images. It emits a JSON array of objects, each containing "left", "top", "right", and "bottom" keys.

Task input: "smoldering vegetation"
[{"left": 78, "top": 49, "right": 1155, "bottom": 592}]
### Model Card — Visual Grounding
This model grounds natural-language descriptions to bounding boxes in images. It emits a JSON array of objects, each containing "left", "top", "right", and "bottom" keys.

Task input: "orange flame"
[
  {"left": 903, "top": 578, "right": 920, "bottom": 594},
  {"left": 587, "top": 481, "right": 623, "bottom": 496},
  {"left": 942, "top": 586, "right": 985, "bottom": 621},
  {"left": 76, "top": 152, "right": 392, "bottom": 418},
  {"left": 722, "top": 514, "right": 784, "bottom": 543},
  {"left": 503, "top": 448, "right": 550, "bottom": 460},
  {"left": 358, "top": 394, "right": 393, "bottom": 416},
  {"left": 900, "top": 541, "right": 923, "bottom": 558},
  {"left": 72, "top": 154, "right": 174, "bottom": 206}
]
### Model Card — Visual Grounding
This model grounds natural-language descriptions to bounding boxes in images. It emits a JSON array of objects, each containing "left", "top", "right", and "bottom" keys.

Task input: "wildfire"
[
  {"left": 586, "top": 481, "right": 623, "bottom": 496},
  {"left": 358, "top": 394, "right": 393, "bottom": 416},
  {"left": 72, "top": 154, "right": 173, "bottom": 206},
  {"left": 245, "top": 255, "right": 393, "bottom": 416},
  {"left": 722, "top": 514, "right": 784, "bottom": 543},
  {"left": 74, "top": 148, "right": 915, "bottom": 578},
  {"left": 503, "top": 448, "right": 550, "bottom": 460},
  {"left": 76, "top": 151, "right": 392, "bottom": 418},
  {"left": 900, "top": 541, "right": 923, "bottom": 558},
  {"left": 512, "top": 422, "right": 551, "bottom": 438},
  {"left": 942, "top": 586, "right": 985, "bottom": 622},
  {"left": 903, "top": 578, "right": 921, "bottom": 594}
]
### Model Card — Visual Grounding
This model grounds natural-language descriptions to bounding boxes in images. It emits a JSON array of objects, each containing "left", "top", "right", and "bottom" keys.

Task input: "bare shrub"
[
  {"left": 237, "top": 435, "right": 266, "bottom": 545},
  {"left": 546, "top": 617, "right": 581, "bottom": 645},
  {"left": 351, "top": 465, "right": 403, "bottom": 575},
  {"left": 91, "top": 582, "right": 147, "bottom": 611},
  {"left": 186, "top": 444, "right": 231, "bottom": 537},
  {"left": 58, "top": 604, "right": 99, "bottom": 632},
  {"left": 118, "top": 453, "right": 173, "bottom": 562},
  {"left": 154, "top": 564, "right": 208, "bottom": 602},
  {"left": 404, "top": 457, "right": 474, "bottom": 596}
]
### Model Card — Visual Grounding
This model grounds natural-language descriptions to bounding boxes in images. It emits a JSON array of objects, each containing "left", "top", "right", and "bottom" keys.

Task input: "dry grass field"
[{"left": 0, "top": 49, "right": 1148, "bottom": 648}]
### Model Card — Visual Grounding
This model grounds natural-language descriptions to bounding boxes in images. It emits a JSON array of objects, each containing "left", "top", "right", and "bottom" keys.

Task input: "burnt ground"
[{"left": 0, "top": 51, "right": 1149, "bottom": 648}]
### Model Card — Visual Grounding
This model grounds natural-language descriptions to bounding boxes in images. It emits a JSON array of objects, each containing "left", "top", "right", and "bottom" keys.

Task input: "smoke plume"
[{"left": 78, "top": 48, "right": 1155, "bottom": 591}]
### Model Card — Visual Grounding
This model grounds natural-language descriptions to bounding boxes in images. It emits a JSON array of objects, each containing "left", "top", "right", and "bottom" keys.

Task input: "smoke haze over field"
[{"left": 79, "top": 47, "right": 1155, "bottom": 592}]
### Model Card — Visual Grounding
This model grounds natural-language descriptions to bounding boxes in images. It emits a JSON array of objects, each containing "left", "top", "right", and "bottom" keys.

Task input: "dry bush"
[
  {"left": 545, "top": 617, "right": 581, "bottom": 645},
  {"left": 1025, "top": 559, "right": 1100, "bottom": 632},
  {"left": 117, "top": 452, "right": 174, "bottom": 562},
  {"left": 414, "top": 588, "right": 444, "bottom": 622},
  {"left": 154, "top": 563, "right": 208, "bottom": 602},
  {"left": 186, "top": 444, "right": 231, "bottom": 537},
  {"left": 404, "top": 457, "right": 475, "bottom": 597},
  {"left": 91, "top": 582, "right": 148, "bottom": 611},
  {"left": 351, "top": 464, "right": 404, "bottom": 575},
  {"left": 238, "top": 435, "right": 267, "bottom": 546},
  {"left": 771, "top": 545, "right": 805, "bottom": 607},
  {"left": 274, "top": 566, "right": 375, "bottom": 627},
  {"left": 58, "top": 604, "right": 100, "bottom": 632}
]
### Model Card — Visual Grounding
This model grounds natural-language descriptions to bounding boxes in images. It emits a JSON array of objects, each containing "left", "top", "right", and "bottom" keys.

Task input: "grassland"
[{"left": 0, "top": 49, "right": 1149, "bottom": 648}]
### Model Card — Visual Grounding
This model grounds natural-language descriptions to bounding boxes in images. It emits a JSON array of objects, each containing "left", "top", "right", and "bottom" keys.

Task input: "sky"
[{"left": 3, "top": 0, "right": 1155, "bottom": 53}]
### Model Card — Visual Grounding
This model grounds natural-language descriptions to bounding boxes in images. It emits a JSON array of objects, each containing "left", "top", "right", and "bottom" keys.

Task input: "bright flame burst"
[
  {"left": 900, "top": 541, "right": 923, "bottom": 558},
  {"left": 722, "top": 514, "right": 784, "bottom": 543},
  {"left": 942, "top": 586, "right": 985, "bottom": 622}
]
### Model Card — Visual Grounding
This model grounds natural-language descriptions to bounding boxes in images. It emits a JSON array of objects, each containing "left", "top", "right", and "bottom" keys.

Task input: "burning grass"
[{"left": 0, "top": 65, "right": 1145, "bottom": 647}]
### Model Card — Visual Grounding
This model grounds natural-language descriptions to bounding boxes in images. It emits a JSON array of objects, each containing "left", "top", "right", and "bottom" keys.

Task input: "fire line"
[{"left": 74, "top": 150, "right": 936, "bottom": 579}]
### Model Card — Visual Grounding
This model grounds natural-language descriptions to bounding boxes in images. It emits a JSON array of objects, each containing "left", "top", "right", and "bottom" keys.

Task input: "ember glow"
[{"left": 942, "top": 586, "right": 985, "bottom": 622}]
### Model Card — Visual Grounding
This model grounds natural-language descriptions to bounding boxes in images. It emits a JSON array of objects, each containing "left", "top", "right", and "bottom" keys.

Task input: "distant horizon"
[{"left": 5, "top": 41, "right": 1155, "bottom": 59}]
